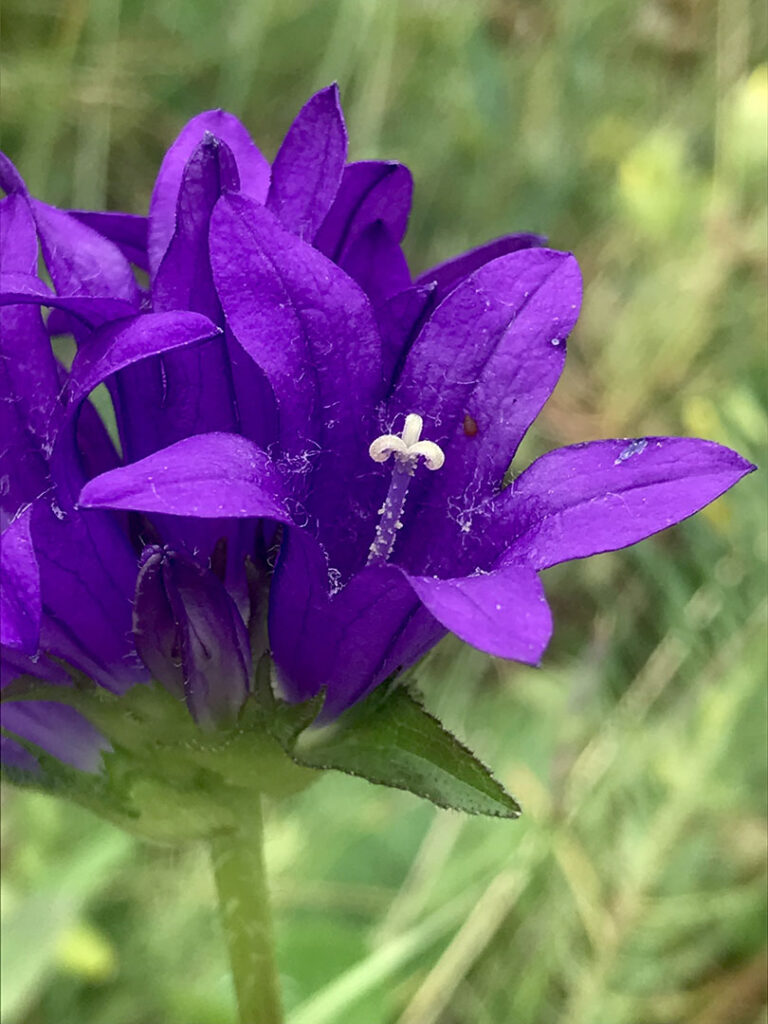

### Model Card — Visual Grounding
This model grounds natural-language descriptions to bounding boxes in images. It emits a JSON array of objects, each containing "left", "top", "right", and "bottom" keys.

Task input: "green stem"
[{"left": 210, "top": 797, "right": 283, "bottom": 1024}]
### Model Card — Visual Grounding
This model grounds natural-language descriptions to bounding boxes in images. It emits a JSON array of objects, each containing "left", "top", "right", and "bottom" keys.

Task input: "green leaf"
[
  {"left": 290, "top": 687, "right": 522, "bottom": 819},
  {"left": 1, "top": 666, "right": 517, "bottom": 825}
]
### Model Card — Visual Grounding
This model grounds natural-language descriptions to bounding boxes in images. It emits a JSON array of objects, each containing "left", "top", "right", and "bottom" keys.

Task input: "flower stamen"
[{"left": 367, "top": 414, "right": 445, "bottom": 565}]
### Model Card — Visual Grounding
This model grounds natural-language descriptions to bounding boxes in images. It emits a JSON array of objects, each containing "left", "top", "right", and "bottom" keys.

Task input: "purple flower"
[{"left": 0, "top": 87, "right": 755, "bottom": 773}]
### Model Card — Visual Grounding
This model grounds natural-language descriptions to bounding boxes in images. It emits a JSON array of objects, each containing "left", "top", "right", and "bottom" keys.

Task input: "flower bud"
[{"left": 133, "top": 546, "right": 251, "bottom": 728}]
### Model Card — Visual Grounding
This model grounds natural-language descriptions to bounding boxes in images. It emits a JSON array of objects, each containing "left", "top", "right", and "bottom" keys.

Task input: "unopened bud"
[{"left": 133, "top": 546, "right": 251, "bottom": 728}]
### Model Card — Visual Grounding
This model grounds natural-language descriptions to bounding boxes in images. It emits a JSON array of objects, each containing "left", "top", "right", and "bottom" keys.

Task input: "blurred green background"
[{"left": 2, "top": 1, "right": 766, "bottom": 1021}]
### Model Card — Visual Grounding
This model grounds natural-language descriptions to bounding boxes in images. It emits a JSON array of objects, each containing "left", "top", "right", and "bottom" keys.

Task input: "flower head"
[{"left": 0, "top": 86, "right": 755, "bottom": 773}]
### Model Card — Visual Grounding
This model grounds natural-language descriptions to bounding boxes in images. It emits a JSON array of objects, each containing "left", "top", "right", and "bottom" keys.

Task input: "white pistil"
[
  {"left": 369, "top": 413, "right": 445, "bottom": 470},
  {"left": 367, "top": 414, "right": 445, "bottom": 565}
]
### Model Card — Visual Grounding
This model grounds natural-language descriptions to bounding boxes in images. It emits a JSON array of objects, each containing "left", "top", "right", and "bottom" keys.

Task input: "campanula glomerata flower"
[{"left": 0, "top": 85, "right": 755, "bottom": 773}]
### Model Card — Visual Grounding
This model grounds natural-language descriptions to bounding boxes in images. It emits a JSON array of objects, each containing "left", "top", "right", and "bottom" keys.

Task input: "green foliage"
[
  {"left": 2, "top": 0, "right": 766, "bottom": 1022},
  {"left": 2, "top": 669, "right": 521, "bottom": 828},
  {"left": 1, "top": 678, "right": 319, "bottom": 841},
  {"left": 292, "top": 686, "right": 521, "bottom": 818}
]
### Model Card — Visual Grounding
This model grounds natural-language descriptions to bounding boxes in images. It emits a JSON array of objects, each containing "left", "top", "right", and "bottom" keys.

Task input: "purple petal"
[
  {"left": 0, "top": 152, "right": 27, "bottom": 196},
  {"left": 390, "top": 249, "right": 582, "bottom": 575},
  {"left": 146, "top": 136, "right": 241, "bottom": 452},
  {"left": 132, "top": 547, "right": 185, "bottom": 698},
  {"left": 0, "top": 303, "right": 59, "bottom": 447},
  {"left": 210, "top": 192, "right": 382, "bottom": 570},
  {"left": 1, "top": 193, "right": 38, "bottom": 273},
  {"left": 1, "top": 508, "right": 41, "bottom": 653},
  {"left": 164, "top": 556, "right": 251, "bottom": 728},
  {"left": 210, "top": 194, "right": 316, "bottom": 456},
  {"left": 112, "top": 332, "right": 239, "bottom": 465},
  {"left": 0, "top": 271, "right": 59, "bottom": 516},
  {"left": 58, "top": 304, "right": 246, "bottom": 567},
  {"left": 340, "top": 219, "right": 411, "bottom": 307},
  {"left": 31, "top": 200, "right": 139, "bottom": 305},
  {"left": 266, "top": 84, "right": 347, "bottom": 242},
  {"left": 78, "top": 432, "right": 293, "bottom": 523},
  {"left": 62, "top": 310, "right": 221, "bottom": 465},
  {"left": 315, "top": 160, "right": 413, "bottom": 261},
  {"left": 0, "top": 196, "right": 59, "bottom": 448},
  {"left": 223, "top": 324, "right": 279, "bottom": 452},
  {"left": 0, "top": 271, "right": 136, "bottom": 327},
  {"left": 148, "top": 108, "right": 270, "bottom": 277},
  {"left": 153, "top": 134, "right": 238, "bottom": 315},
  {"left": 30, "top": 499, "right": 147, "bottom": 692},
  {"left": 0, "top": 305, "right": 171, "bottom": 674},
  {"left": 0, "top": 734, "right": 41, "bottom": 775},
  {"left": 269, "top": 528, "right": 442, "bottom": 716},
  {"left": 378, "top": 283, "right": 437, "bottom": 390},
  {"left": 415, "top": 233, "right": 544, "bottom": 305},
  {"left": 0, "top": 647, "right": 70, "bottom": 689},
  {"left": 495, "top": 437, "right": 757, "bottom": 569},
  {"left": 0, "top": 507, "right": 141, "bottom": 698},
  {"left": 0, "top": 390, "right": 49, "bottom": 521},
  {"left": 69, "top": 210, "right": 149, "bottom": 270},
  {"left": 75, "top": 397, "right": 122, "bottom": 481},
  {"left": 1, "top": 700, "right": 109, "bottom": 772},
  {"left": 133, "top": 546, "right": 250, "bottom": 727},
  {"left": 405, "top": 562, "right": 552, "bottom": 664}
]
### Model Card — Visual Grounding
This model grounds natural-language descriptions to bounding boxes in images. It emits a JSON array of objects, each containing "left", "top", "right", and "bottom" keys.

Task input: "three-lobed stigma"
[{"left": 368, "top": 413, "right": 445, "bottom": 471}]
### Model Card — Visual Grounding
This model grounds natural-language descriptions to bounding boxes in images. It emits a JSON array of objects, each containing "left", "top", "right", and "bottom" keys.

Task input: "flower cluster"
[{"left": 0, "top": 86, "right": 754, "bottom": 776}]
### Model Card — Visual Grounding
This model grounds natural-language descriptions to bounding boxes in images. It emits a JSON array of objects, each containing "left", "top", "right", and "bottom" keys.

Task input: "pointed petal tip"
[
  {"left": 523, "top": 246, "right": 580, "bottom": 277},
  {"left": 404, "top": 564, "right": 553, "bottom": 665},
  {"left": 187, "top": 107, "right": 241, "bottom": 125},
  {"left": 267, "top": 83, "right": 348, "bottom": 239},
  {"left": 307, "top": 82, "right": 343, "bottom": 112},
  {"left": 149, "top": 107, "right": 270, "bottom": 273},
  {"left": 0, "top": 152, "right": 27, "bottom": 195},
  {"left": 737, "top": 453, "right": 758, "bottom": 476},
  {"left": 539, "top": 247, "right": 581, "bottom": 272},
  {"left": 498, "top": 435, "right": 758, "bottom": 571},
  {"left": 722, "top": 452, "right": 757, "bottom": 482},
  {"left": 543, "top": 247, "right": 582, "bottom": 296},
  {"left": 479, "top": 244, "right": 581, "bottom": 287},
  {"left": 316, "top": 82, "right": 345, "bottom": 128}
]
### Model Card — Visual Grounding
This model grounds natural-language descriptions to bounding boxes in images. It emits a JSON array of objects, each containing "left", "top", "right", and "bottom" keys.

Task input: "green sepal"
[
  {"left": 2, "top": 669, "right": 521, "bottom": 826},
  {"left": 1, "top": 678, "right": 319, "bottom": 843},
  {"left": 285, "top": 686, "right": 522, "bottom": 819},
  {"left": 0, "top": 729, "right": 137, "bottom": 826},
  {"left": 268, "top": 691, "right": 326, "bottom": 747}
]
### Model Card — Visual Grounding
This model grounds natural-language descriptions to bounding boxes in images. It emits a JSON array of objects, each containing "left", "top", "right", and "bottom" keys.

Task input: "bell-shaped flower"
[
  {"left": 78, "top": 191, "right": 753, "bottom": 720},
  {"left": 0, "top": 86, "right": 755, "bottom": 778}
]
